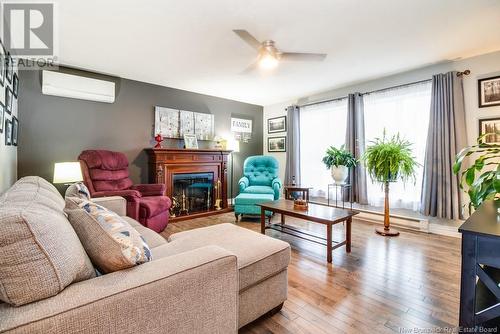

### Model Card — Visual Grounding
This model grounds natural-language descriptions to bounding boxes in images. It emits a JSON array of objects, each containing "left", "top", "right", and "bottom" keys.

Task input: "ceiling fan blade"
[
  {"left": 239, "top": 61, "right": 259, "bottom": 75},
  {"left": 233, "top": 29, "right": 262, "bottom": 50},
  {"left": 280, "top": 52, "right": 327, "bottom": 61}
]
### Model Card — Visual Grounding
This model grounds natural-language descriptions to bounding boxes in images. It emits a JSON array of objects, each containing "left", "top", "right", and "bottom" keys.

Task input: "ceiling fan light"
[{"left": 259, "top": 53, "right": 278, "bottom": 69}]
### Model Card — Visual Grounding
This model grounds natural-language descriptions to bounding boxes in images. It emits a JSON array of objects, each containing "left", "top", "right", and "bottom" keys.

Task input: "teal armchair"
[{"left": 235, "top": 156, "right": 282, "bottom": 220}]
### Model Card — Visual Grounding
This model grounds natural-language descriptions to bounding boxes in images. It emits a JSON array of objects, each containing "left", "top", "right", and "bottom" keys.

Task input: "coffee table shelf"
[{"left": 266, "top": 222, "right": 347, "bottom": 250}]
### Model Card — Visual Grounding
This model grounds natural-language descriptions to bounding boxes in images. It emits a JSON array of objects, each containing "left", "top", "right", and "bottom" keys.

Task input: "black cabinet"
[{"left": 459, "top": 200, "right": 500, "bottom": 329}]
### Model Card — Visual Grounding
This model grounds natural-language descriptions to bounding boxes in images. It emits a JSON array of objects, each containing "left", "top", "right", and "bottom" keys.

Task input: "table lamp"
[{"left": 53, "top": 162, "right": 83, "bottom": 185}]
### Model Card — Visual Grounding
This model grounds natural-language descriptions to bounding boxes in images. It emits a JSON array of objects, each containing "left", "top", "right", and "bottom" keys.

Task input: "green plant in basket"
[
  {"left": 362, "top": 131, "right": 419, "bottom": 236},
  {"left": 363, "top": 132, "right": 418, "bottom": 184},
  {"left": 453, "top": 133, "right": 500, "bottom": 213}
]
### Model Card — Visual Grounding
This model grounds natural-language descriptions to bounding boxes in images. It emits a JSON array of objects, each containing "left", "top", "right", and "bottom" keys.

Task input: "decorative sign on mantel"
[{"left": 231, "top": 117, "right": 252, "bottom": 133}]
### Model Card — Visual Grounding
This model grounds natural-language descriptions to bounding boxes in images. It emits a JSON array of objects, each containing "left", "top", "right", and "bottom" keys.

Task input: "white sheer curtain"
[
  {"left": 300, "top": 99, "right": 348, "bottom": 198},
  {"left": 363, "top": 81, "right": 432, "bottom": 211}
]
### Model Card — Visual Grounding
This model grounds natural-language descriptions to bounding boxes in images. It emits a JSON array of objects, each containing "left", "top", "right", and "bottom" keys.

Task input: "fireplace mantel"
[{"left": 145, "top": 148, "right": 232, "bottom": 222}]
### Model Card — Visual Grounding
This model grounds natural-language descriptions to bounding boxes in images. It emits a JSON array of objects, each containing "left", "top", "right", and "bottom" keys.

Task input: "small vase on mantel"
[{"left": 331, "top": 166, "right": 349, "bottom": 184}]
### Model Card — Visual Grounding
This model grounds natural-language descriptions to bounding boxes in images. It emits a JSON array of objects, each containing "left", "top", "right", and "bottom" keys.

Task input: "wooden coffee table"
[{"left": 258, "top": 199, "right": 359, "bottom": 263}]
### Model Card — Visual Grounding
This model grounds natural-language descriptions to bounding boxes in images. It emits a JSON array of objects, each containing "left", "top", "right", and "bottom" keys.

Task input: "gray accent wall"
[{"left": 18, "top": 67, "right": 263, "bottom": 196}]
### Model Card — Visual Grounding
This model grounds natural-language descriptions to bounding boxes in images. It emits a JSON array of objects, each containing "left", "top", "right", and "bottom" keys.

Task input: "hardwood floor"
[{"left": 161, "top": 212, "right": 462, "bottom": 333}]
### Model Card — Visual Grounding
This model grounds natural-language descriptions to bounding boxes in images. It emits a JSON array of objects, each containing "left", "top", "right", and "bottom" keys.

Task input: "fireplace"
[
  {"left": 145, "top": 148, "right": 232, "bottom": 222},
  {"left": 171, "top": 172, "right": 214, "bottom": 217}
]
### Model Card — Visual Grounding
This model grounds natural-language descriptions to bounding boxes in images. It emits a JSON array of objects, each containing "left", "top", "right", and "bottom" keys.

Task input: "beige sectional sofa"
[{"left": 0, "top": 177, "right": 290, "bottom": 333}]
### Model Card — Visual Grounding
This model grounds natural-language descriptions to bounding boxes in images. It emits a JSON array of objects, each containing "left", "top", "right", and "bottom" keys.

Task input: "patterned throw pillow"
[
  {"left": 64, "top": 197, "right": 152, "bottom": 273},
  {"left": 65, "top": 182, "right": 91, "bottom": 200}
]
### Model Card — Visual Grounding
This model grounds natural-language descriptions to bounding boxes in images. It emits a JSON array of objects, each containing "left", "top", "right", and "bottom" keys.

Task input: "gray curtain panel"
[
  {"left": 344, "top": 93, "right": 368, "bottom": 204},
  {"left": 284, "top": 105, "right": 301, "bottom": 185},
  {"left": 420, "top": 71, "right": 467, "bottom": 220}
]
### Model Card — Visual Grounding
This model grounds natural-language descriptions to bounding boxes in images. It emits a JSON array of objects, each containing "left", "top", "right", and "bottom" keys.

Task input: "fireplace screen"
[{"left": 171, "top": 172, "right": 214, "bottom": 217}]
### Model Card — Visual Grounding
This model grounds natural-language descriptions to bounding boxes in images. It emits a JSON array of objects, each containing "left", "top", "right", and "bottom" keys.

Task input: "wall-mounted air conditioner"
[{"left": 42, "top": 70, "right": 116, "bottom": 103}]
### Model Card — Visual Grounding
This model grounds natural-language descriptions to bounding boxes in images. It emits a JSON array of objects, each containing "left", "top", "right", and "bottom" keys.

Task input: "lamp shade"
[{"left": 53, "top": 162, "right": 83, "bottom": 184}]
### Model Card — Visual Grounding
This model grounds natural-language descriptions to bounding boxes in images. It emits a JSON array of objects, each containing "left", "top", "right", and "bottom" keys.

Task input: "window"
[
  {"left": 363, "top": 81, "right": 432, "bottom": 211},
  {"left": 300, "top": 99, "right": 348, "bottom": 198}
]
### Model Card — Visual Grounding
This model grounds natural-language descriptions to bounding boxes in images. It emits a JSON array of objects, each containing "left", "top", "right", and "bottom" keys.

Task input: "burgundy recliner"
[{"left": 78, "top": 150, "right": 171, "bottom": 232}]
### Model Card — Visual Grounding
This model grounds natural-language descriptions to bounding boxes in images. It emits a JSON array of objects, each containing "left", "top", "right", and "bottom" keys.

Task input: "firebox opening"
[{"left": 171, "top": 172, "right": 214, "bottom": 217}]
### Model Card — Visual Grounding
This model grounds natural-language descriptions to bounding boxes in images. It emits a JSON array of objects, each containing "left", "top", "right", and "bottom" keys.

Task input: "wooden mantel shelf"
[{"left": 145, "top": 148, "right": 233, "bottom": 154}]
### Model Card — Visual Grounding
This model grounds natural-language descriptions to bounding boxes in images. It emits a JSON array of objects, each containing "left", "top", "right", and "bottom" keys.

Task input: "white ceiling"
[{"left": 55, "top": 0, "right": 500, "bottom": 106}]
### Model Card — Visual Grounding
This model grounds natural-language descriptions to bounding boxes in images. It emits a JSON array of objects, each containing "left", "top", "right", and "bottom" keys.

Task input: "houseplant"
[
  {"left": 362, "top": 131, "right": 419, "bottom": 236},
  {"left": 322, "top": 145, "right": 357, "bottom": 184},
  {"left": 453, "top": 134, "right": 500, "bottom": 214}
]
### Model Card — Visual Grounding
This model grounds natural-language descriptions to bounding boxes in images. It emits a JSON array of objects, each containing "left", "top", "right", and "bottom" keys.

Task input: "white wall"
[
  {"left": 0, "top": 68, "right": 18, "bottom": 194},
  {"left": 263, "top": 50, "right": 500, "bottom": 183},
  {"left": 263, "top": 100, "right": 293, "bottom": 182}
]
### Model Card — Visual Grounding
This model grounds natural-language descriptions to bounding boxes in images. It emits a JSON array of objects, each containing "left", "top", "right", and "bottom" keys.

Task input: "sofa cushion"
[
  {"left": 154, "top": 224, "right": 290, "bottom": 291},
  {"left": 235, "top": 193, "right": 274, "bottom": 206},
  {"left": 0, "top": 177, "right": 96, "bottom": 306},
  {"left": 242, "top": 185, "right": 275, "bottom": 195},
  {"left": 65, "top": 197, "right": 152, "bottom": 273},
  {"left": 139, "top": 196, "right": 172, "bottom": 217},
  {"left": 0, "top": 176, "right": 65, "bottom": 212},
  {"left": 122, "top": 216, "right": 167, "bottom": 249}
]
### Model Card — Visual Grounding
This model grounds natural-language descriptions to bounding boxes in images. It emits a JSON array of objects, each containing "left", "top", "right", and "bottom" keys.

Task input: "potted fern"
[
  {"left": 453, "top": 134, "right": 500, "bottom": 214},
  {"left": 322, "top": 145, "right": 357, "bottom": 184},
  {"left": 362, "top": 131, "right": 419, "bottom": 236}
]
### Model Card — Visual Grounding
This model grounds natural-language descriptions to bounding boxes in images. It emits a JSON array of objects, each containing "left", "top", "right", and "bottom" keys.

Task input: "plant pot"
[{"left": 331, "top": 166, "right": 349, "bottom": 184}]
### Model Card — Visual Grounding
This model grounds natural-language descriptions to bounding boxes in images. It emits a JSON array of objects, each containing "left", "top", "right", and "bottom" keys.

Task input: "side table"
[
  {"left": 327, "top": 183, "right": 353, "bottom": 209},
  {"left": 283, "top": 185, "right": 312, "bottom": 201}
]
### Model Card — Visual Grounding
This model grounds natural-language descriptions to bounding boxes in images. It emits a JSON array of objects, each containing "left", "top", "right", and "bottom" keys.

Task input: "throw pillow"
[
  {"left": 64, "top": 197, "right": 152, "bottom": 273},
  {"left": 65, "top": 182, "right": 91, "bottom": 200}
]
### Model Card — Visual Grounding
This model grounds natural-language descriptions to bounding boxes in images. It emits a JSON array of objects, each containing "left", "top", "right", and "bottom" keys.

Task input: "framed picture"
[
  {"left": 179, "top": 110, "right": 195, "bottom": 137},
  {"left": 268, "top": 136, "right": 286, "bottom": 152},
  {"left": 6, "top": 52, "right": 12, "bottom": 84},
  {"left": 0, "top": 104, "right": 4, "bottom": 134},
  {"left": 5, "top": 87, "right": 12, "bottom": 114},
  {"left": 0, "top": 42, "right": 5, "bottom": 86},
  {"left": 479, "top": 118, "right": 500, "bottom": 144},
  {"left": 12, "top": 73, "right": 19, "bottom": 98},
  {"left": 11, "top": 116, "right": 18, "bottom": 146},
  {"left": 194, "top": 112, "right": 215, "bottom": 140},
  {"left": 5, "top": 119, "right": 12, "bottom": 145},
  {"left": 268, "top": 116, "right": 287, "bottom": 134},
  {"left": 478, "top": 75, "right": 500, "bottom": 108},
  {"left": 154, "top": 106, "right": 179, "bottom": 138},
  {"left": 183, "top": 134, "right": 198, "bottom": 149}
]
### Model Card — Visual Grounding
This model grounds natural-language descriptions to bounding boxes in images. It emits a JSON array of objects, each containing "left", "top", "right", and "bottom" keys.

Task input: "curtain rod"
[
  {"left": 361, "top": 78, "right": 432, "bottom": 96},
  {"left": 298, "top": 95, "right": 347, "bottom": 108},
  {"left": 298, "top": 69, "right": 471, "bottom": 108},
  {"left": 362, "top": 70, "right": 470, "bottom": 96}
]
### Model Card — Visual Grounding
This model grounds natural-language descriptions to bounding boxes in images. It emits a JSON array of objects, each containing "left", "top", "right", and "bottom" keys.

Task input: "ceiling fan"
[{"left": 233, "top": 29, "right": 327, "bottom": 72}]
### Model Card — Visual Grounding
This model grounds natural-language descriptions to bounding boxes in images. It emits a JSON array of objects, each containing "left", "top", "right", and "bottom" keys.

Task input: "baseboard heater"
[
  {"left": 308, "top": 200, "right": 430, "bottom": 233},
  {"left": 42, "top": 70, "right": 115, "bottom": 103}
]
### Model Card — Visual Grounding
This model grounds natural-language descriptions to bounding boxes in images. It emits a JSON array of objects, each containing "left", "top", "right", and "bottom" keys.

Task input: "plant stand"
[{"left": 375, "top": 181, "right": 400, "bottom": 236}]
